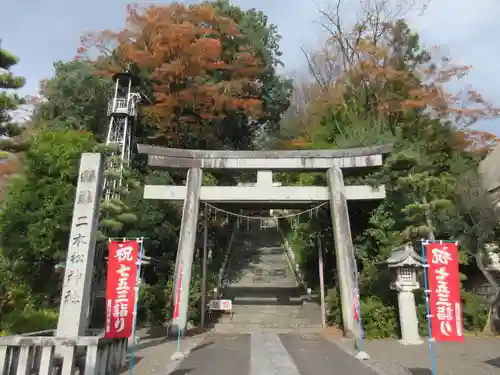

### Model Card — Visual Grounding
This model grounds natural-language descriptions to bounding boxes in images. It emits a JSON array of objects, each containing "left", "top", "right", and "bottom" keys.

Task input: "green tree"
[
  {"left": 382, "top": 142, "right": 457, "bottom": 240},
  {"left": 455, "top": 168, "right": 500, "bottom": 333},
  {"left": 34, "top": 60, "right": 111, "bottom": 141},
  {"left": 210, "top": 0, "right": 293, "bottom": 149},
  {"left": 0, "top": 129, "right": 96, "bottom": 301}
]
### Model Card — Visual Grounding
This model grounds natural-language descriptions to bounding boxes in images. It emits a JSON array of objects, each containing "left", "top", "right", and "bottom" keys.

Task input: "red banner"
[
  {"left": 353, "top": 289, "right": 360, "bottom": 322},
  {"left": 104, "top": 240, "right": 139, "bottom": 339},
  {"left": 173, "top": 263, "right": 182, "bottom": 319},
  {"left": 425, "top": 242, "right": 464, "bottom": 342}
]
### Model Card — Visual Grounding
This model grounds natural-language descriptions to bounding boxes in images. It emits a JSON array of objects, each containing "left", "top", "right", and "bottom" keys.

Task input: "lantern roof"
[{"left": 386, "top": 243, "right": 423, "bottom": 268}]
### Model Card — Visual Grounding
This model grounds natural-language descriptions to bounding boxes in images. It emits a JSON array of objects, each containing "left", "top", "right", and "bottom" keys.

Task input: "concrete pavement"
[{"left": 170, "top": 332, "right": 377, "bottom": 375}]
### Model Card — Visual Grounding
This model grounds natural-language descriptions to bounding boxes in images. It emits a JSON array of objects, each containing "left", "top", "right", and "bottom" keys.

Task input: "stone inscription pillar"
[
  {"left": 56, "top": 153, "right": 104, "bottom": 337},
  {"left": 171, "top": 167, "right": 203, "bottom": 333},
  {"left": 326, "top": 166, "right": 359, "bottom": 339}
]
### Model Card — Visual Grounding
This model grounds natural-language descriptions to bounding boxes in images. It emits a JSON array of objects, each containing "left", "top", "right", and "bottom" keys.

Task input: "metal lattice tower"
[
  {"left": 87, "top": 70, "right": 145, "bottom": 327},
  {"left": 103, "top": 70, "right": 142, "bottom": 201}
]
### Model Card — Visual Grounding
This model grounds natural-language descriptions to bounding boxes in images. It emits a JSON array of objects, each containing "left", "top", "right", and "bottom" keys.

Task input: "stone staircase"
[{"left": 213, "top": 221, "right": 323, "bottom": 333}]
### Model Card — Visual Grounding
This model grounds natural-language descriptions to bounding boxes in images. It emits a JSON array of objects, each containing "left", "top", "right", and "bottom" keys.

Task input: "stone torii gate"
[{"left": 137, "top": 144, "right": 392, "bottom": 338}]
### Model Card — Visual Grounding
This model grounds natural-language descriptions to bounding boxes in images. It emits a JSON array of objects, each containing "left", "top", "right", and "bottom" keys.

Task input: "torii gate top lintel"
[{"left": 137, "top": 144, "right": 393, "bottom": 170}]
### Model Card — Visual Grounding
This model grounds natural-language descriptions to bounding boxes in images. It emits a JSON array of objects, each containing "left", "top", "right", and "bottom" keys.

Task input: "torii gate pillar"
[
  {"left": 327, "top": 166, "right": 360, "bottom": 340},
  {"left": 170, "top": 168, "right": 203, "bottom": 334}
]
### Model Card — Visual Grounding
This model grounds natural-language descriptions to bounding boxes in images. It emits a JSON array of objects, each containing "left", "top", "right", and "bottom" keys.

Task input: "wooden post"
[{"left": 317, "top": 235, "right": 326, "bottom": 328}]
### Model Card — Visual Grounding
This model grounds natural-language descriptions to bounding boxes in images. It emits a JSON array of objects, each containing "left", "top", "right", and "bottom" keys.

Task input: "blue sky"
[{"left": 1, "top": 0, "right": 499, "bottom": 134}]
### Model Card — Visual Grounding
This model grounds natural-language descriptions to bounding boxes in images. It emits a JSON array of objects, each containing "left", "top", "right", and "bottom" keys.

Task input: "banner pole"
[
  {"left": 177, "top": 327, "right": 181, "bottom": 353},
  {"left": 421, "top": 239, "right": 437, "bottom": 375},
  {"left": 129, "top": 237, "right": 145, "bottom": 375}
]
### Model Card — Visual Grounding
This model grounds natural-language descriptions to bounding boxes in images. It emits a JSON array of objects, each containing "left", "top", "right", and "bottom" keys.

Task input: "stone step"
[
  {"left": 224, "top": 306, "right": 302, "bottom": 315},
  {"left": 231, "top": 296, "right": 304, "bottom": 306},
  {"left": 212, "top": 323, "right": 324, "bottom": 334},
  {"left": 212, "top": 327, "right": 324, "bottom": 334},
  {"left": 212, "top": 322, "right": 324, "bottom": 329},
  {"left": 224, "top": 286, "right": 301, "bottom": 296},
  {"left": 227, "top": 283, "right": 298, "bottom": 290},
  {"left": 227, "top": 308, "right": 320, "bottom": 317},
  {"left": 232, "top": 245, "right": 285, "bottom": 253},
  {"left": 231, "top": 303, "right": 319, "bottom": 313},
  {"left": 223, "top": 303, "right": 323, "bottom": 325},
  {"left": 229, "top": 281, "right": 298, "bottom": 288},
  {"left": 218, "top": 315, "right": 317, "bottom": 325},
  {"left": 218, "top": 227, "right": 323, "bottom": 331}
]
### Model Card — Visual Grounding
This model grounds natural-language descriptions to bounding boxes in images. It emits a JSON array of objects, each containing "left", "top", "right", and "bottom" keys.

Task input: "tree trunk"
[
  {"left": 423, "top": 196, "right": 435, "bottom": 240},
  {"left": 484, "top": 309, "right": 492, "bottom": 335},
  {"left": 476, "top": 250, "right": 499, "bottom": 334}
]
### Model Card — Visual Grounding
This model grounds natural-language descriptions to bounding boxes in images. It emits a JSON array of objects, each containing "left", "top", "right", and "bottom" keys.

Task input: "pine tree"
[{"left": 0, "top": 42, "right": 26, "bottom": 155}]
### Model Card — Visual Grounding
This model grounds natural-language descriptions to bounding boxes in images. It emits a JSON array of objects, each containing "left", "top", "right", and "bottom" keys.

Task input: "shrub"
[
  {"left": 360, "top": 296, "right": 399, "bottom": 339},
  {"left": 325, "top": 287, "right": 343, "bottom": 327},
  {"left": 461, "top": 291, "right": 488, "bottom": 332},
  {"left": 326, "top": 287, "right": 399, "bottom": 339},
  {"left": 1, "top": 304, "right": 58, "bottom": 335},
  {"left": 138, "top": 283, "right": 169, "bottom": 326}
]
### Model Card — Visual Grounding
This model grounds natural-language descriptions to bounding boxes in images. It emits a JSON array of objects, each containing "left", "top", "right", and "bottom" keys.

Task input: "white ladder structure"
[{"left": 103, "top": 71, "right": 143, "bottom": 201}]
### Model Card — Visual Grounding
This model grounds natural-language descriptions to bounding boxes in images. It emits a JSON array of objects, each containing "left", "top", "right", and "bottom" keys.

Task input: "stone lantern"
[{"left": 386, "top": 243, "right": 424, "bottom": 345}]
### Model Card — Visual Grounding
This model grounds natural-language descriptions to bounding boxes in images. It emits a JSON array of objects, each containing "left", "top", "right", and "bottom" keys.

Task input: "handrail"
[
  {"left": 20, "top": 328, "right": 103, "bottom": 337},
  {"left": 277, "top": 220, "right": 308, "bottom": 293},
  {"left": 216, "top": 220, "right": 239, "bottom": 294},
  {"left": 21, "top": 329, "right": 55, "bottom": 337}
]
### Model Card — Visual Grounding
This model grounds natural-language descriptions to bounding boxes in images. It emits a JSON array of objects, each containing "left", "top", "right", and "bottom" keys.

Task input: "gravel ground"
[{"left": 330, "top": 335, "right": 500, "bottom": 375}]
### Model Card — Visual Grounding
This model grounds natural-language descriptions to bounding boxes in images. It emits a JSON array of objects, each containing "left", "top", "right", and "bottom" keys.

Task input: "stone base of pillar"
[
  {"left": 127, "top": 335, "right": 140, "bottom": 346},
  {"left": 167, "top": 320, "right": 194, "bottom": 337},
  {"left": 171, "top": 351, "right": 185, "bottom": 361},
  {"left": 344, "top": 330, "right": 355, "bottom": 339},
  {"left": 355, "top": 351, "right": 370, "bottom": 360},
  {"left": 168, "top": 324, "right": 184, "bottom": 337},
  {"left": 353, "top": 338, "right": 370, "bottom": 360},
  {"left": 398, "top": 337, "right": 424, "bottom": 345}
]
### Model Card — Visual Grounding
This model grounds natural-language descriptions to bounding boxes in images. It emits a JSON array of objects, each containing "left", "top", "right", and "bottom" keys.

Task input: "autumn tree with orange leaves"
[
  {"left": 280, "top": 0, "right": 498, "bottom": 150},
  {"left": 78, "top": 1, "right": 291, "bottom": 149},
  {"left": 277, "top": 0, "right": 500, "bottom": 337}
]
